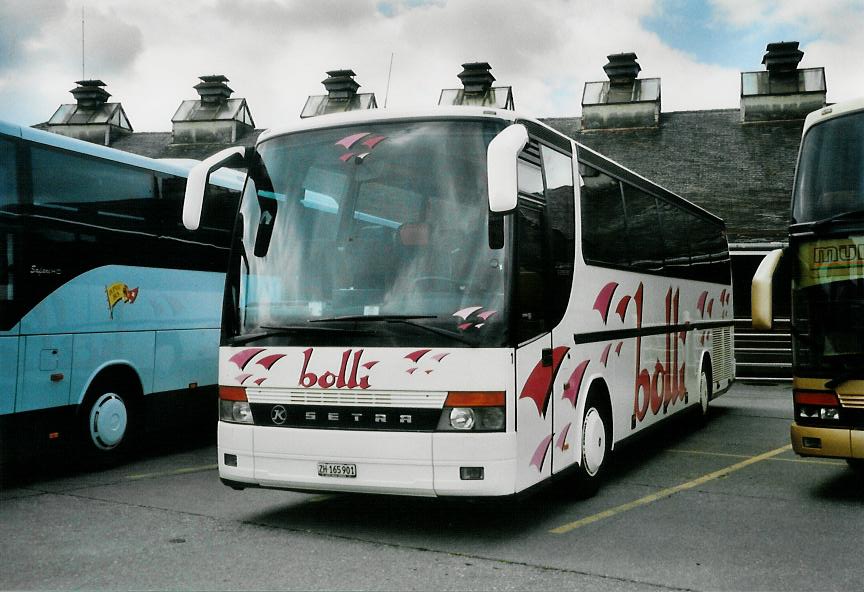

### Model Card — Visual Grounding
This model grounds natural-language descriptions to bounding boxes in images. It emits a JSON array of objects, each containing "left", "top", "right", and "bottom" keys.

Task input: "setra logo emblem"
[{"left": 270, "top": 405, "right": 287, "bottom": 425}]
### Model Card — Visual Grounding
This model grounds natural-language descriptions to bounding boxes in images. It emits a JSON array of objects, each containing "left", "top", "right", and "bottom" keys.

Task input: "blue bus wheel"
[{"left": 88, "top": 392, "right": 129, "bottom": 451}]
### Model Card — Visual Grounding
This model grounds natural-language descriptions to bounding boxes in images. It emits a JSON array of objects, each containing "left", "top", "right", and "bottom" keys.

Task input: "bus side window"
[
  {"left": 0, "top": 138, "right": 17, "bottom": 209},
  {"left": 580, "top": 166, "right": 629, "bottom": 267},
  {"left": 657, "top": 198, "right": 691, "bottom": 276},
  {"left": 622, "top": 184, "right": 664, "bottom": 271},
  {"left": 516, "top": 204, "right": 548, "bottom": 342}
]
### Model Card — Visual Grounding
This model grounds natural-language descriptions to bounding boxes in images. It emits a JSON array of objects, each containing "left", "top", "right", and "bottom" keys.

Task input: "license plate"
[{"left": 317, "top": 462, "right": 357, "bottom": 478}]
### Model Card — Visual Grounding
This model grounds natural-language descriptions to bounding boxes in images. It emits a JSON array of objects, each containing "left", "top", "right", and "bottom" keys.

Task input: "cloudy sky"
[{"left": 1, "top": 0, "right": 862, "bottom": 131}]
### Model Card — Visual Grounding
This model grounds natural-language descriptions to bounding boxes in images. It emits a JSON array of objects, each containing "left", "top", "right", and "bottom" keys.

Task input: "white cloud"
[{"left": 0, "top": 0, "right": 860, "bottom": 131}]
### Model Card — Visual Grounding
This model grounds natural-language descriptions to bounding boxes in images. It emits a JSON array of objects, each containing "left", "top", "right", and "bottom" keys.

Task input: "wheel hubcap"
[
  {"left": 700, "top": 372, "right": 709, "bottom": 415},
  {"left": 89, "top": 393, "right": 128, "bottom": 450},
  {"left": 582, "top": 408, "right": 606, "bottom": 476}
]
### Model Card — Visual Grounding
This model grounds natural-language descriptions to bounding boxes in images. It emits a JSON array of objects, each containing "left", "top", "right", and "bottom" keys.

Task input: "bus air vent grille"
[
  {"left": 245, "top": 389, "right": 448, "bottom": 409},
  {"left": 837, "top": 393, "right": 864, "bottom": 409},
  {"left": 711, "top": 326, "right": 734, "bottom": 383}
]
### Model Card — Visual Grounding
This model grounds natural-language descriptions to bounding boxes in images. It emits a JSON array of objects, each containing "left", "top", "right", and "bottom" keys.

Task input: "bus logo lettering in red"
[{"left": 299, "top": 348, "right": 378, "bottom": 389}]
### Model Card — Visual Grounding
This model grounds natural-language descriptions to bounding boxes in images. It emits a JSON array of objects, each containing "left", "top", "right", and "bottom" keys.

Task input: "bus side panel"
[
  {"left": 0, "top": 335, "right": 19, "bottom": 414},
  {"left": 18, "top": 266, "right": 224, "bottom": 336},
  {"left": 16, "top": 334, "right": 72, "bottom": 412},
  {"left": 550, "top": 263, "right": 732, "bottom": 476},
  {"left": 70, "top": 331, "right": 156, "bottom": 404},
  {"left": 153, "top": 328, "right": 220, "bottom": 393}
]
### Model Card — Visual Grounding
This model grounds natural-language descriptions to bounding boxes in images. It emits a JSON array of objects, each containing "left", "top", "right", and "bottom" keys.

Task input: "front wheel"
[
  {"left": 78, "top": 383, "right": 136, "bottom": 466},
  {"left": 572, "top": 396, "right": 611, "bottom": 498}
]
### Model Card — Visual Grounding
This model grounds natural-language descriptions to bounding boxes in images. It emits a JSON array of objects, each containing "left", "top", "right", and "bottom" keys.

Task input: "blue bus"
[{"left": 0, "top": 121, "right": 243, "bottom": 465}]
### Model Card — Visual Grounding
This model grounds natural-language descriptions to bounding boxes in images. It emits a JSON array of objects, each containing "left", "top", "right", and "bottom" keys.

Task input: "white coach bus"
[{"left": 183, "top": 107, "right": 734, "bottom": 497}]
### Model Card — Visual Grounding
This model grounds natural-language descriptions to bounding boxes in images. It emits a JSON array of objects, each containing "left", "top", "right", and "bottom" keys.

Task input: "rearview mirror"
[
  {"left": 183, "top": 146, "right": 248, "bottom": 230},
  {"left": 752, "top": 248, "right": 784, "bottom": 330},
  {"left": 487, "top": 123, "right": 528, "bottom": 214}
]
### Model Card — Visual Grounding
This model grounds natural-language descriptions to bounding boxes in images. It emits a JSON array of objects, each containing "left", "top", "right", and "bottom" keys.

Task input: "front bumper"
[
  {"left": 791, "top": 423, "right": 864, "bottom": 460},
  {"left": 218, "top": 422, "right": 519, "bottom": 496}
]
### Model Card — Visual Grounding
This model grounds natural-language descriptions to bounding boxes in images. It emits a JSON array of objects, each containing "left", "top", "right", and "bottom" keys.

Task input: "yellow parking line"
[
  {"left": 669, "top": 448, "right": 844, "bottom": 466},
  {"left": 126, "top": 464, "right": 218, "bottom": 480},
  {"left": 549, "top": 444, "right": 792, "bottom": 534}
]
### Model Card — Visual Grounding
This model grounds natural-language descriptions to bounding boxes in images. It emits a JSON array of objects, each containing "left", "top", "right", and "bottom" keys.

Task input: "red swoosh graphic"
[
  {"left": 530, "top": 434, "right": 554, "bottom": 471},
  {"left": 593, "top": 282, "right": 619, "bottom": 323},
  {"left": 405, "top": 349, "right": 431, "bottom": 363},
  {"left": 519, "top": 346, "right": 569, "bottom": 417},
  {"left": 562, "top": 359, "right": 590, "bottom": 407},
  {"left": 229, "top": 348, "right": 265, "bottom": 370},
  {"left": 256, "top": 354, "right": 285, "bottom": 370}
]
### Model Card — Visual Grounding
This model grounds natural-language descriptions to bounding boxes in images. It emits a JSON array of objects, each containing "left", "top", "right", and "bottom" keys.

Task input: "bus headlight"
[
  {"left": 437, "top": 392, "right": 505, "bottom": 432},
  {"left": 219, "top": 386, "right": 254, "bottom": 425},
  {"left": 449, "top": 408, "right": 475, "bottom": 430},
  {"left": 793, "top": 389, "right": 841, "bottom": 424}
]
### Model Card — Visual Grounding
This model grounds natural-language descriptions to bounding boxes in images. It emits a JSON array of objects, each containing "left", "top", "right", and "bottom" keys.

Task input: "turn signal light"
[
  {"left": 219, "top": 386, "right": 248, "bottom": 401},
  {"left": 444, "top": 391, "right": 505, "bottom": 407}
]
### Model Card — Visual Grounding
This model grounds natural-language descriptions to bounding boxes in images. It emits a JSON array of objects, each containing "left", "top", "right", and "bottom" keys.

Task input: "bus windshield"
[
  {"left": 790, "top": 111, "right": 864, "bottom": 374},
  {"left": 233, "top": 119, "right": 510, "bottom": 346},
  {"left": 792, "top": 111, "right": 864, "bottom": 224}
]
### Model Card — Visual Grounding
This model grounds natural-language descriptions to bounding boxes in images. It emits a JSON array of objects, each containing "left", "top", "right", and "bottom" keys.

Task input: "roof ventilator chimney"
[
  {"left": 438, "top": 62, "right": 514, "bottom": 109},
  {"left": 45, "top": 80, "right": 132, "bottom": 146},
  {"left": 172, "top": 75, "right": 255, "bottom": 144},
  {"left": 581, "top": 53, "right": 660, "bottom": 130},
  {"left": 301, "top": 69, "right": 378, "bottom": 118},
  {"left": 740, "top": 41, "right": 826, "bottom": 123}
]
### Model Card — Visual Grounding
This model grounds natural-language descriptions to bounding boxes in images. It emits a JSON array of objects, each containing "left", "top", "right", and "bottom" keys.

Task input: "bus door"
[{"left": 513, "top": 198, "right": 555, "bottom": 491}]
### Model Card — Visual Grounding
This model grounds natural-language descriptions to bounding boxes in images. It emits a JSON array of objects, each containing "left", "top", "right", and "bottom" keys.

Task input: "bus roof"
[
  {"left": 0, "top": 119, "right": 242, "bottom": 190},
  {"left": 256, "top": 107, "right": 519, "bottom": 144},
  {"left": 802, "top": 97, "right": 864, "bottom": 136}
]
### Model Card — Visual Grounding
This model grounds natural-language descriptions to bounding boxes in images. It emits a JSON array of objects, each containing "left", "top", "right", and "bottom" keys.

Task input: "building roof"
[
  {"left": 543, "top": 109, "right": 805, "bottom": 244},
  {"left": 108, "top": 129, "right": 263, "bottom": 160}
]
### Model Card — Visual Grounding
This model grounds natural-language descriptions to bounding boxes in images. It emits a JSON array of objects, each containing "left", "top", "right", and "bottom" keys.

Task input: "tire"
[
  {"left": 698, "top": 362, "right": 712, "bottom": 421},
  {"left": 847, "top": 459, "right": 864, "bottom": 474},
  {"left": 77, "top": 380, "right": 138, "bottom": 467},
  {"left": 572, "top": 393, "right": 611, "bottom": 498}
]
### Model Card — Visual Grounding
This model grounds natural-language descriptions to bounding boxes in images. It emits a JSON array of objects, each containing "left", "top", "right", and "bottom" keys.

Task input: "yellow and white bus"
[{"left": 754, "top": 97, "right": 864, "bottom": 469}]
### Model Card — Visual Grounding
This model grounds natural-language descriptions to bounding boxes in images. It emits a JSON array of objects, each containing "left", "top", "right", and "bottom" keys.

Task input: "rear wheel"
[
  {"left": 572, "top": 393, "right": 611, "bottom": 498},
  {"left": 698, "top": 362, "right": 712, "bottom": 420},
  {"left": 847, "top": 459, "right": 864, "bottom": 474}
]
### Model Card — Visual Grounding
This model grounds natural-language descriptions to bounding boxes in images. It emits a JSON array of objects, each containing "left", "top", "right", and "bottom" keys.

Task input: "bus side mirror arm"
[
  {"left": 751, "top": 248, "right": 784, "bottom": 330},
  {"left": 183, "top": 147, "right": 248, "bottom": 230}
]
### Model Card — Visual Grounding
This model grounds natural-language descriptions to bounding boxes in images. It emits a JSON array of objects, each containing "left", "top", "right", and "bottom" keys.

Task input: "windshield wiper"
[
  {"left": 810, "top": 208, "right": 864, "bottom": 230},
  {"left": 309, "top": 314, "right": 473, "bottom": 344},
  {"left": 823, "top": 352, "right": 864, "bottom": 389},
  {"left": 309, "top": 314, "right": 436, "bottom": 322},
  {"left": 228, "top": 324, "right": 370, "bottom": 345}
]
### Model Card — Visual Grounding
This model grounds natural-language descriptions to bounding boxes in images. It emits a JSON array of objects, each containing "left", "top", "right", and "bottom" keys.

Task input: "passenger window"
[
  {"left": 517, "top": 159, "right": 544, "bottom": 200},
  {"left": 657, "top": 199, "right": 691, "bottom": 275},
  {"left": 30, "top": 146, "right": 155, "bottom": 212},
  {"left": 580, "top": 165, "right": 629, "bottom": 267},
  {"left": 0, "top": 139, "right": 17, "bottom": 208},
  {"left": 622, "top": 185, "right": 664, "bottom": 271}
]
